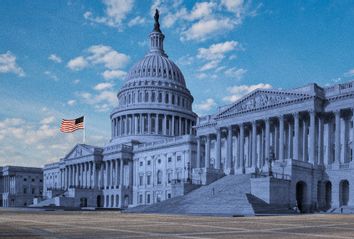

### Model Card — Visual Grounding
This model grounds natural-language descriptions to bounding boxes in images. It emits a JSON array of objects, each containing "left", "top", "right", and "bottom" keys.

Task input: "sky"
[{"left": 1, "top": 0, "right": 354, "bottom": 167}]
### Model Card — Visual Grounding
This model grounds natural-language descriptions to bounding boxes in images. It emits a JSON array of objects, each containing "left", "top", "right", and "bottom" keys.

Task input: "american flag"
[{"left": 60, "top": 116, "right": 84, "bottom": 133}]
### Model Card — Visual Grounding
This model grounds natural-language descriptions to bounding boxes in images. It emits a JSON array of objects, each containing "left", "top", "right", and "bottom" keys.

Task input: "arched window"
[
  {"left": 145, "top": 91, "right": 149, "bottom": 102},
  {"left": 172, "top": 95, "right": 175, "bottom": 105},
  {"left": 157, "top": 170, "right": 162, "bottom": 184},
  {"left": 151, "top": 91, "right": 156, "bottom": 102},
  {"left": 165, "top": 93, "right": 169, "bottom": 104},
  {"left": 158, "top": 92, "right": 162, "bottom": 103},
  {"left": 138, "top": 91, "right": 142, "bottom": 102}
]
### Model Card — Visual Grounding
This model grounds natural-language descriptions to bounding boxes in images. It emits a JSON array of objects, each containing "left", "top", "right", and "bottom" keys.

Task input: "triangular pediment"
[
  {"left": 64, "top": 144, "right": 96, "bottom": 160},
  {"left": 217, "top": 89, "right": 311, "bottom": 117}
]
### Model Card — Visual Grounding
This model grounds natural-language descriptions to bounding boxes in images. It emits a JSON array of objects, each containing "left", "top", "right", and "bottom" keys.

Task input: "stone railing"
[
  {"left": 134, "top": 135, "right": 193, "bottom": 150},
  {"left": 104, "top": 144, "right": 133, "bottom": 153},
  {"left": 325, "top": 80, "right": 354, "bottom": 96}
]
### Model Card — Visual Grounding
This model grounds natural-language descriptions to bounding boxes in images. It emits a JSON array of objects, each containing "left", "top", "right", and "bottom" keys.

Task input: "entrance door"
[
  {"left": 339, "top": 180, "right": 349, "bottom": 206},
  {"left": 296, "top": 181, "right": 307, "bottom": 213},
  {"left": 325, "top": 181, "right": 332, "bottom": 210},
  {"left": 96, "top": 195, "right": 102, "bottom": 208}
]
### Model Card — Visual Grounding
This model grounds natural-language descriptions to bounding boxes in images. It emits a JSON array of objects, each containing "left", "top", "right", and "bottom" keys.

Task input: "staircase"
[
  {"left": 128, "top": 174, "right": 255, "bottom": 216},
  {"left": 29, "top": 198, "right": 56, "bottom": 207}
]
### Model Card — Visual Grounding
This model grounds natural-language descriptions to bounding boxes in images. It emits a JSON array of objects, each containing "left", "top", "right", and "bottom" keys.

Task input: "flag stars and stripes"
[{"left": 60, "top": 116, "right": 84, "bottom": 133}]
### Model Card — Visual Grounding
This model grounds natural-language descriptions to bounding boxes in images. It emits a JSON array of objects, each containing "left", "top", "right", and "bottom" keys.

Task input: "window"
[
  {"left": 165, "top": 93, "right": 169, "bottom": 103},
  {"left": 147, "top": 175, "right": 151, "bottom": 185},
  {"left": 23, "top": 187, "right": 27, "bottom": 194},
  {"left": 168, "top": 157, "right": 172, "bottom": 163},
  {"left": 139, "top": 161, "right": 143, "bottom": 166},
  {"left": 32, "top": 188, "right": 35, "bottom": 194},
  {"left": 158, "top": 92, "right": 162, "bottom": 102},
  {"left": 139, "top": 176, "right": 143, "bottom": 186},
  {"left": 147, "top": 160, "right": 151, "bottom": 166},
  {"left": 157, "top": 170, "right": 162, "bottom": 184},
  {"left": 177, "top": 156, "right": 181, "bottom": 161},
  {"left": 139, "top": 194, "right": 143, "bottom": 204},
  {"left": 23, "top": 178, "right": 27, "bottom": 182},
  {"left": 168, "top": 193, "right": 171, "bottom": 199},
  {"left": 157, "top": 159, "right": 161, "bottom": 164},
  {"left": 168, "top": 172, "right": 172, "bottom": 184},
  {"left": 147, "top": 194, "right": 151, "bottom": 204}
]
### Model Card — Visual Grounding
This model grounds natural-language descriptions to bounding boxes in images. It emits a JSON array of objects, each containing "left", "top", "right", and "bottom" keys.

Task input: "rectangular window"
[
  {"left": 139, "top": 161, "right": 143, "bottom": 166},
  {"left": 177, "top": 156, "right": 181, "bottom": 161},
  {"left": 147, "top": 160, "right": 151, "bottom": 166},
  {"left": 32, "top": 188, "right": 35, "bottom": 194},
  {"left": 168, "top": 172, "right": 171, "bottom": 184},
  {"left": 139, "top": 195, "right": 143, "bottom": 204},
  {"left": 147, "top": 175, "right": 151, "bottom": 185},
  {"left": 168, "top": 157, "right": 172, "bottom": 163},
  {"left": 147, "top": 194, "right": 151, "bottom": 204},
  {"left": 168, "top": 193, "right": 171, "bottom": 199},
  {"left": 23, "top": 187, "right": 27, "bottom": 194},
  {"left": 139, "top": 176, "right": 143, "bottom": 186}
]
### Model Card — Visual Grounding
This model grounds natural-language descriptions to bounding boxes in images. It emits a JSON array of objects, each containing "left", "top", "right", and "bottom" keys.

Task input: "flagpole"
[{"left": 83, "top": 116, "right": 86, "bottom": 144}]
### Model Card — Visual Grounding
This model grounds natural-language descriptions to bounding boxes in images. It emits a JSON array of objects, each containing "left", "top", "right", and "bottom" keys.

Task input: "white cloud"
[
  {"left": 67, "top": 100, "right": 76, "bottom": 106},
  {"left": 199, "top": 60, "right": 220, "bottom": 71},
  {"left": 78, "top": 90, "right": 117, "bottom": 112},
  {"left": 67, "top": 56, "right": 88, "bottom": 71},
  {"left": 344, "top": 69, "right": 354, "bottom": 77},
  {"left": 48, "top": 54, "right": 62, "bottom": 63},
  {"left": 0, "top": 51, "right": 25, "bottom": 77},
  {"left": 222, "top": 83, "right": 272, "bottom": 103},
  {"left": 94, "top": 82, "right": 113, "bottom": 91},
  {"left": 73, "top": 79, "right": 80, "bottom": 84},
  {"left": 194, "top": 98, "right": 216, "bottom": 112},
  {"left": 87, "top": 45, "right": 129, "bottom": 70},
  {"left": 224, "top": 67, "right": 247, "bottom": 80},
  {"left": 67, "top": 45, "right": 129, "bottom": 76},
  {"left": 102, "top": 69, "right": 127, "bottom": 80},
  {"left": 84, "top": 0, "right": 134, "bottom": 30},
  {"left": 40, "top": 116, "right": 55, "bottom": 125},
  {"left": 181, "top": 18, "right": 234, "bottom": 41},
  {"left": 221, "top": 0, "right": 245, "bottom": 17},
  {"left": 197, "top": 41, "right": 242, "bottom": 72},
  {"left": 197, "top": 41, "right": 241, "bottom": 61},
  {"left": 128, "top": 16, "right": 146, "bottom": 27},
  {"left": 44, "top": 71, "right": 59, "bottom": 81}
]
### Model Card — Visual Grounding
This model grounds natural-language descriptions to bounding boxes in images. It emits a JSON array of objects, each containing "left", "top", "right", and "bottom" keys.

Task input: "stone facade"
[
  {"left": 0, "top": 166, "right": 43, "bottom": 207},
  {"left": 39, "top": 13, "right": 354, "bottom": 213}
]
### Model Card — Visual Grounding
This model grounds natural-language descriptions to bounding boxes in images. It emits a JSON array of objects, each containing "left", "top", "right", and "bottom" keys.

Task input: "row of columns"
[
  {"left": 60, "top": 159, "right": 126, "bottom": 190},
  {"left": 120, "top": 89, "right": 192, "bottom": 111},
  {"left": 196, "top": 109, "right": 354, "bottom": 173},
  {"left": 112, "top": 114, "right": 194, "bottom": 138}
]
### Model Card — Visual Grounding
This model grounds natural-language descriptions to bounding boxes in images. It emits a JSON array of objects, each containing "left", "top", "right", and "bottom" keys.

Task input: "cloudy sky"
[{"left": 1, "top": 0, "right": 354, "bottom": 167}]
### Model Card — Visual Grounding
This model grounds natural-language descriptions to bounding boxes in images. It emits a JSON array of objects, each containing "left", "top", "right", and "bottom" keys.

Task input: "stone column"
[
  {"left": 111, "top": 160, "right": 114, "bottom": 188},
  {"left": 134, "top": 115, "right": 138, "bottom": 135},
  {"left": 239, "top": 124, "right": 245, "bottom": 171},
  {"left": 196, "top": 136, "right": 201, "bottom": 168},
  {"left": 335, "top": 110, "right": 341, "bottom": 164},
  {"left": 88, "top": 162, "right": 92, "bottom": 188},
  {"left": 179, "top": 117, "right": 182, "bottom": 135},
  {"left": 251, "top": 121, "right": 257, "bottom": 168},
  {"left": 303, "top": 118, "right": 308, "bottom": 162},
  {"left": 93, "top": 162, "right": 97, "bottom": 189},
  {"left": 265, "top": 118, "right": 270, "bottom": 163},
  {"left": 293, "top": 113, "right": 300, "bottom": 160},
  {"left": 309, "top": 110, "right": 316, "bottom": 164},
  {"left": 227, "top": 126, "right": 233, "bottom": 172},
  {"left": 116, "top": 159, "right": 119, "bottom": 187},
  {"left": 279, "top": 115, "right": 284, "bottom": 161},
  {"left": 215, "top": 129, "right": 221, "bottom": 170},
  {"left": 120, "top": 160, "right": 124, "bottom": 187},
  {"left": 172, "top": 116, "right": 175, "bottom": 136},
  {"left": 288, "top": 120, "right": 293, "bottom": 159},
  {"left": 155, "top": 114, "right": 159, "bottom": 134},
  {"left": 163, "top": 114, "right": 167, "bottom": 135},
  {"left": 205, "top": 135, "right": 210, "bottom": 168},
  {"left": 147, "top": 114, "right": 151, "bottom": 134},
  {"left": 125, "top": 115, "right": 129, "bottom": 135},
  {"left": 318, "top": 115, "right": 324, "bottom": 165}
]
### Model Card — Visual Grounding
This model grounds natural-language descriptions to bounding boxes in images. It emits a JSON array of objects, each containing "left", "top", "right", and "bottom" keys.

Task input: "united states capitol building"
[{"left": 38, "top": 12, "right": 354, "bottom": 215}]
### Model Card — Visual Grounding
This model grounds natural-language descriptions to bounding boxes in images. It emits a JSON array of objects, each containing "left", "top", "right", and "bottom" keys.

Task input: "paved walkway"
[{"left": 0, "top": 209, "right": 354, "bottom": 238}]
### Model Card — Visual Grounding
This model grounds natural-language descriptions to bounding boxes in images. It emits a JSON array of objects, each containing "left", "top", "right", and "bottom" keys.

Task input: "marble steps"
[
  {"left": 29, "top": 198, "right": 56, "bottom": 207},
  {"left": 246, "top": 194, "right": 296, "bottom": 215},
  {"left": 127, "top": 174, "right": 255, "bottom": 216}
]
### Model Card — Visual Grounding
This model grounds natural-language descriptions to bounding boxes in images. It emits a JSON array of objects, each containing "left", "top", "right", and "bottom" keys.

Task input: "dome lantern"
[{"left": 149, "top": 9, "right": 167, "bottom": 57}]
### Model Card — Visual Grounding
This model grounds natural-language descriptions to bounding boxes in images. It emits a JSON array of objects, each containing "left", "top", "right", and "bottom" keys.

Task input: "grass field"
[{"left": 0, "top": 209, "right": 354, "bottom": 238}]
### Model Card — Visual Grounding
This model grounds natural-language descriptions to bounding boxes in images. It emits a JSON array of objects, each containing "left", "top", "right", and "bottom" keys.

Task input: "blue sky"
[{"left": 1, "top": 0, "right": 354, "bottom": 167}]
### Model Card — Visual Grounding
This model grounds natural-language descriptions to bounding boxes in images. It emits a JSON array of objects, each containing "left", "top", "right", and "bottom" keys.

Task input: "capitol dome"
[{"left": 110, "top": 10, "right": 197, "bottom": 144}]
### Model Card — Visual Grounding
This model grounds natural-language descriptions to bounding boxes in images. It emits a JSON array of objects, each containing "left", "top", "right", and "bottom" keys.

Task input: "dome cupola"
[{"left": 110, "top": 9, "right": 197, "bottom": 144}]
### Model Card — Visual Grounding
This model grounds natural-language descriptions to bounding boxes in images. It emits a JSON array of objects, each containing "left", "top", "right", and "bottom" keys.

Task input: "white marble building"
[
  {"left": 40, "top": 11, "right": 354, "bottom": 213},
  {"left": 0, "top": 166, "right": 43, "bottom": 207}
]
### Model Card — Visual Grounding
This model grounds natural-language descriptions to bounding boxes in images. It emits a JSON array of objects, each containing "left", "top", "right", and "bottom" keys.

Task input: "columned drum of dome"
[{"left": 110, "top": 10, "right": 197, "bottom": 144}]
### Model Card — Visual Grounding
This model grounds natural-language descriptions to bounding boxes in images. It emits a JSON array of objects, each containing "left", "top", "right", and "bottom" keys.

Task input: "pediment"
[
  {"left": 64, "top": 144, "right": 95, "bottom": 160},
  {"left": 217, "top": 89, "right": 311, "bottom": 117}
]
